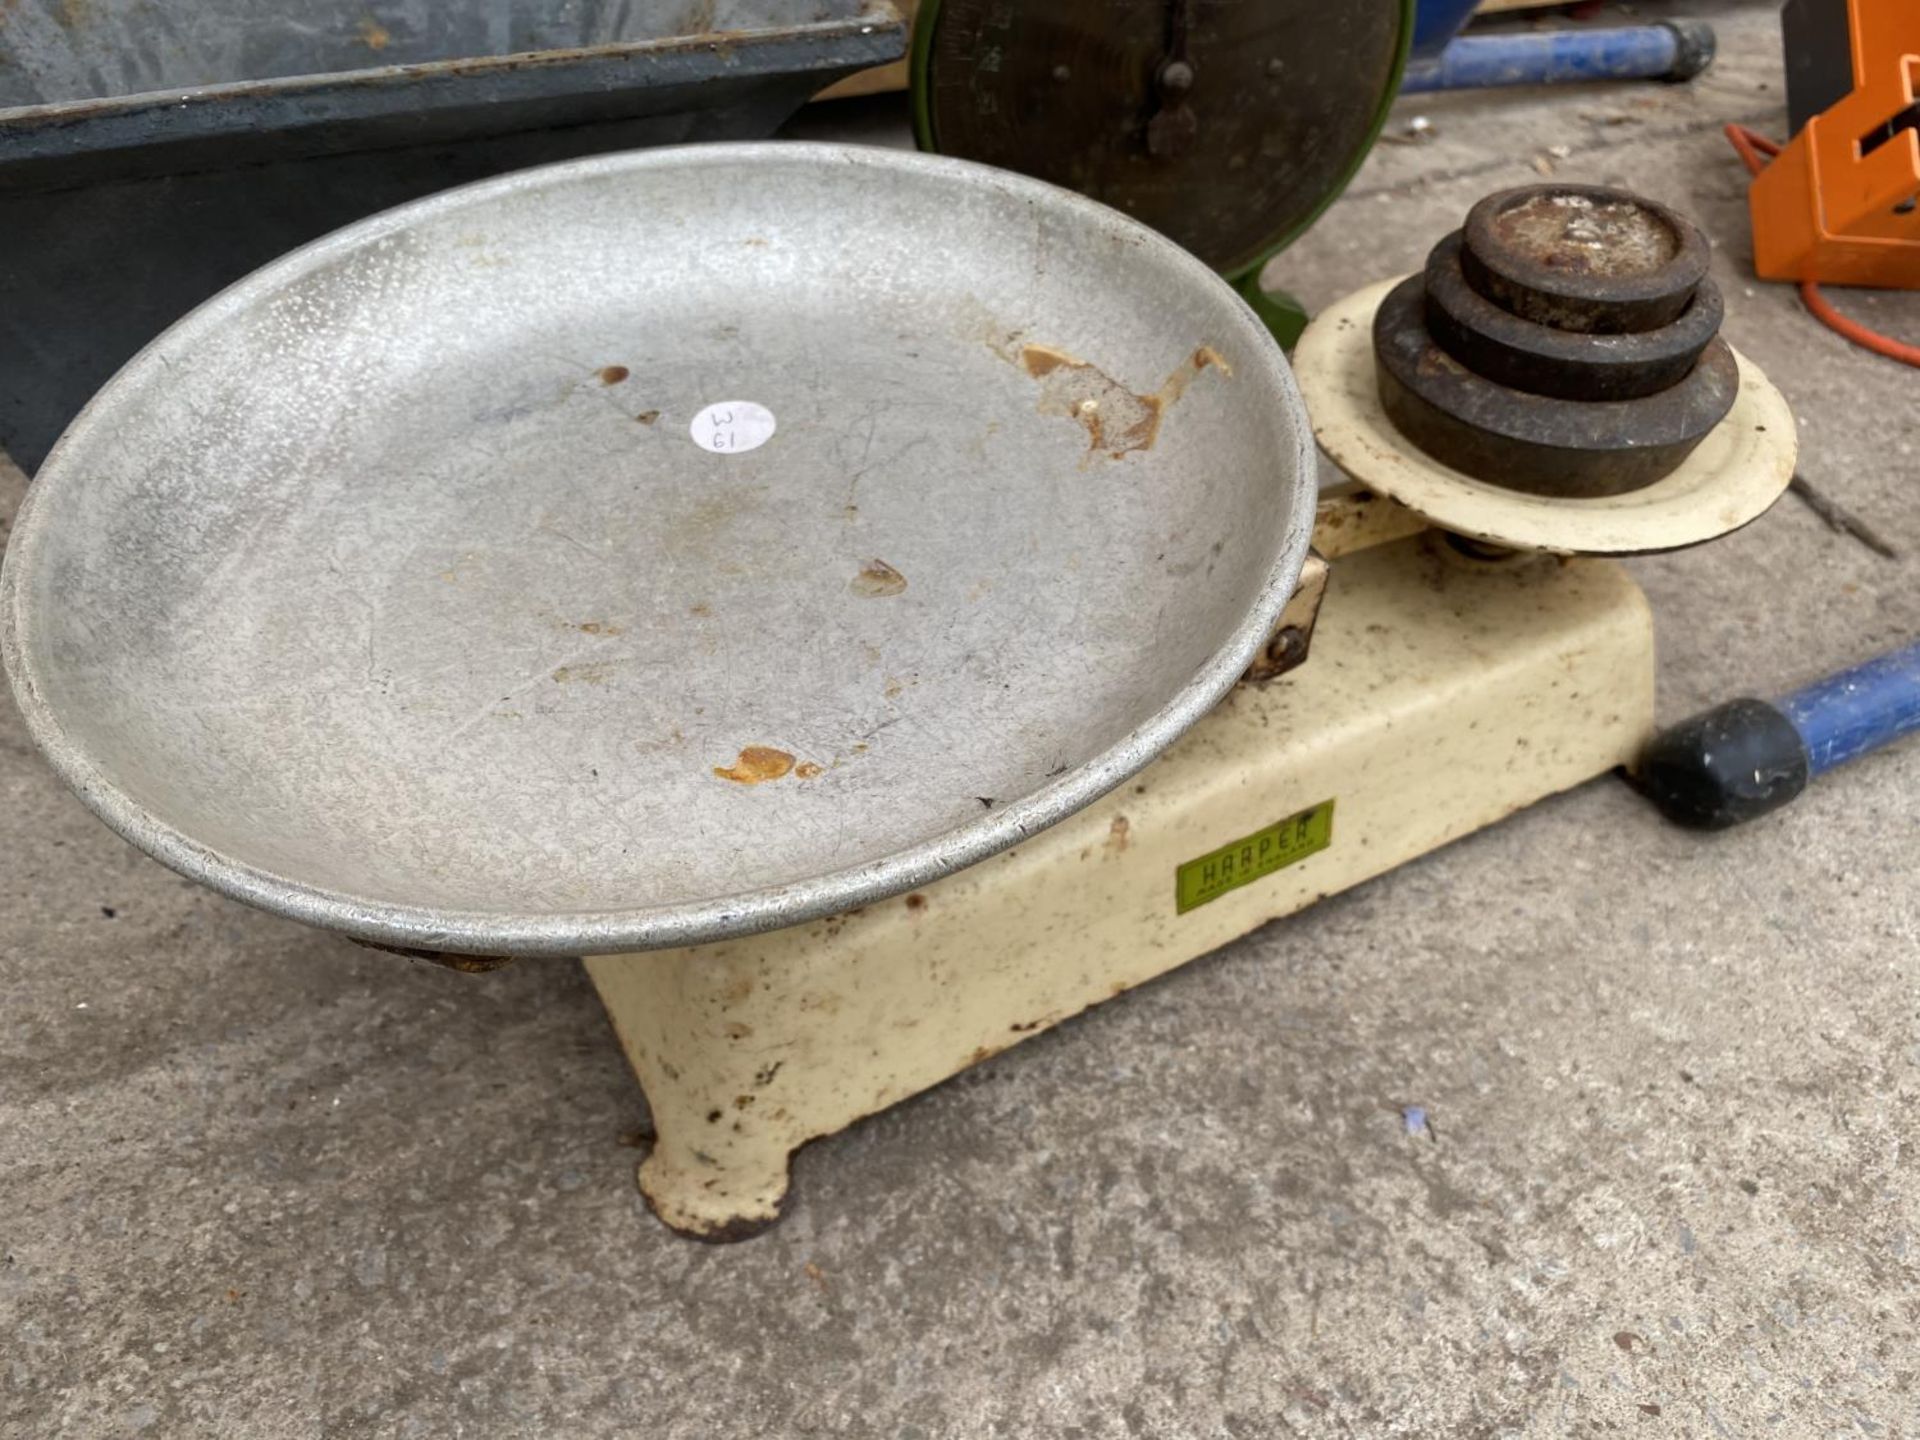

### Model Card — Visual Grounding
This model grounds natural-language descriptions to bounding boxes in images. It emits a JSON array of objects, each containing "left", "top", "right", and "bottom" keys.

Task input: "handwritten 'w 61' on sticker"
[{"left": 690, "top": 401, "right": 777, "bottom": 455}]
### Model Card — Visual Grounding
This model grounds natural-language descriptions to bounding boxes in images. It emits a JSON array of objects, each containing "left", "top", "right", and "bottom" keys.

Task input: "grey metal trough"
[{"left": 0, "top": 0, "right": 905, "bottom": 470}]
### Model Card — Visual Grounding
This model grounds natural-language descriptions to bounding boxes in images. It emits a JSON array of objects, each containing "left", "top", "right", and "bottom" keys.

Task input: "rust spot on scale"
[
  {"left": 1490, "top": 192, "right": 1677, "bottom": 277},
  {"left": 713, "top": 746, "right": 796, "bottom": 785},
  {"left": 794, "top": 761, "right": 824, "bottom": 779},
  {"left": 599, "top": 365, "right": 630, "bottom": 385},
  {"left": 849, "top": 559, "right": 907, "bottom": 597},
  {"left": 1015, "top": 343, "right": 1232, "bottom": 462},
  {"left": 1416, "top": 346, "right": 1472, "bottom": 380},
  {"left": 357, "top": 17, "right": 391, "bottom": 49},
  {"left": 636, "top": 409, "right": 660, "bottom": 426}
]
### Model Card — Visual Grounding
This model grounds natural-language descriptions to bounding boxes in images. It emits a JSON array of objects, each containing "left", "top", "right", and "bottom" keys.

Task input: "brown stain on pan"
[
  {"left": 552, "top": 661, "right": 622, "bottom": 684},
  {"left": 1016, "top": 344, "right": 1232, "bottom": 462},
  {"left": 713, "top": 747, "right": 797, "bottom": 785},
  {"left": 849, "top": 559, "right": 907, "bottom": 597}
]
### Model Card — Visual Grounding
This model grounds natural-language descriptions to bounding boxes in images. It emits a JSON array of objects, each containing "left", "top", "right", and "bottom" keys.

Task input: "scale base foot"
[
  {"left": 585, "top": 532, "right": 1656, "bottom": 1239},
  {"left": 635, "top": 1151, "right": 792, "bottom": 1244}
]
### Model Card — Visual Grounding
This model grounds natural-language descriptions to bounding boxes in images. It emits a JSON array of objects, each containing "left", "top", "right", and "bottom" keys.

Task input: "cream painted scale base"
[
  {"left": 585, "top": 510, "right": 1657, "bottom": 1239},
  {"left": 582, "top": 286, "right": 1796, "bottom": 1241}
]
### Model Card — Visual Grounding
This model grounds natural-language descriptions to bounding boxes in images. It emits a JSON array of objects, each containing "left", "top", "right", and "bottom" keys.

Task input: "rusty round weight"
[
  {"left": 1423, "top": 231, "right": 1725, "bottom": 401},
  {"left": 1461, "top": 185, "right": 1712, "bottom": 334},
  {"left": 1372, "top": 274, "right": 1740, "bottom": 498}
]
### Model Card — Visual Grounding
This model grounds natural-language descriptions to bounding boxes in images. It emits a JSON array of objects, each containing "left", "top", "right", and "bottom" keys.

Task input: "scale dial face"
[{"left": 915, "top": 0, "right": 1407, "bottom": 277}]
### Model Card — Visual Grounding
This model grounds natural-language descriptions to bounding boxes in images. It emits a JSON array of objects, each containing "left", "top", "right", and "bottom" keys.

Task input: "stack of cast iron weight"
[{"left": 1372, "top": 184, "right": 1740, "bottom": 498}]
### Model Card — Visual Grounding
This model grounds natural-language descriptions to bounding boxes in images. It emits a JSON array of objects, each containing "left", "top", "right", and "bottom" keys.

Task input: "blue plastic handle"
[
  {"left": 1778, "top": 640, "right": 1920, "bottom": 778},
  {"left": 1638, "top": 639, "right": 1918, "bottom": 829}
]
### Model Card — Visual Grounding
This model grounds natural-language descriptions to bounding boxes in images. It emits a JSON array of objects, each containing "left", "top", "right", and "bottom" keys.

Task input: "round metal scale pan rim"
[
  {"left": 0, "top": 141, "right": 1319, "bottom": 958},
  {"left": 1293, "top": 277, "right": 1797, "bottom": 557}
]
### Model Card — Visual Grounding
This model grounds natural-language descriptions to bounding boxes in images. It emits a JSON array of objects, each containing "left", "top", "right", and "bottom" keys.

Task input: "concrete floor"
[{"left": 4, "top": 2, "right": 1918, "bottom": 1434}]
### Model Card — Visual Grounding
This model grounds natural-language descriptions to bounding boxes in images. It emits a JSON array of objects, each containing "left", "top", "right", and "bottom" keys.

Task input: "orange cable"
[
  {"left": 1795, "top": 275, "right": 1920, "bottom": 367},
  {"left": 1724, "top": 123, "right": 1920, "bottom": 369}
]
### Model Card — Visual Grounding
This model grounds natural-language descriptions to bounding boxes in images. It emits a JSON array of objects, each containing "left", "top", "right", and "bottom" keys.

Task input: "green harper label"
[{"left": 1176, "top": 800, "right": 1334, "bottom": 914}]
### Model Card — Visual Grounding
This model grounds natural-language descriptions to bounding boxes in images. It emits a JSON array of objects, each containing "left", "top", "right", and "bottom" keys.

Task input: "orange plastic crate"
[{"left": 1750, "top": 0, "right": 1920, "bottom": 287}]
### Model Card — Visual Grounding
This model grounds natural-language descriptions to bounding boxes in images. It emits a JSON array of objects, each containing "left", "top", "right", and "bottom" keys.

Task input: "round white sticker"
[{"left": 689, "top": 401, "right": 777, "bottom": 455}]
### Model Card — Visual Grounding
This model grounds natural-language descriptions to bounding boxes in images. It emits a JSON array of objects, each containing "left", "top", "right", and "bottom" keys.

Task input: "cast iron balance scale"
[{"left": 0, "top": 1, "right": 1795, "bottom": 1239}]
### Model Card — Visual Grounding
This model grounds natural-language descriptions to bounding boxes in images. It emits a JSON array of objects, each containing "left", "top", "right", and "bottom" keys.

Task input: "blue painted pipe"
[
  {"left": 1400, "top": 21, "right": 1716, "bottom": 94},
  {"left": 1640, "top": 641, "right": 1920, "bottom": 828}
]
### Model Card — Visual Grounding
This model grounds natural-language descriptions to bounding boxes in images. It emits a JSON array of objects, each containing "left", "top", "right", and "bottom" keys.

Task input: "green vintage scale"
[{"left": 910, "top": 0, "right": 1416, "bottom": 346}]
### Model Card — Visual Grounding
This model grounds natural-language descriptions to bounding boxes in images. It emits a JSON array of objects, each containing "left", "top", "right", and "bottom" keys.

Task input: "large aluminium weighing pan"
[{"left": 1, "top": 143, "right": 1316, "bottom": 957}]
